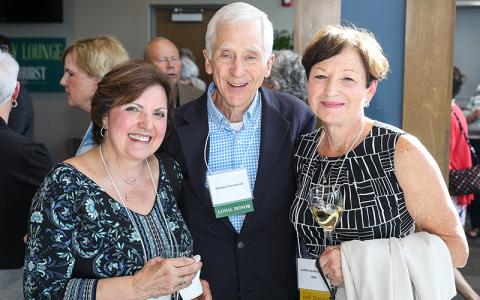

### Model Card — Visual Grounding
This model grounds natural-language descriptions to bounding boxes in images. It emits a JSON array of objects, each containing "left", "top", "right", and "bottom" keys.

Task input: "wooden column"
[
  {"left": 403, "top": 0, "right": 456, "bottom": 179},
  {"left": 294, "top": 0, "right": 341, "bottom": 53}
]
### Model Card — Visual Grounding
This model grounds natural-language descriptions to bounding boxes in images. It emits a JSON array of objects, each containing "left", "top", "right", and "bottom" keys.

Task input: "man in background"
[{"left": 144, "top": 37, "right": 203, "bottom": 107}]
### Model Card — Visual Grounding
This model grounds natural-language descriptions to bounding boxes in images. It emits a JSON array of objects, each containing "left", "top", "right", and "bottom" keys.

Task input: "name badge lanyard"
[
  {"left": 292, "top": 122, "right": 364, "bottom": 299},
  {"left": 100, "top": 145, "right": 177, "bottom": 262},
  {"left": 203, "top": 104, "right": 261, "bottom": 177}
]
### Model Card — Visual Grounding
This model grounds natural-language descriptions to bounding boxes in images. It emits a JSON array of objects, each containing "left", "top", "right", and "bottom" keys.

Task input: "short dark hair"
[
  {"left": 302, "top": 25, "right": 389, "bottom": 87},
  {"left": 90, "top": 60, "right": 173, "bottom": 144},
  {"left": 452, "top": 66, "right": 466, "bottom": 98}
]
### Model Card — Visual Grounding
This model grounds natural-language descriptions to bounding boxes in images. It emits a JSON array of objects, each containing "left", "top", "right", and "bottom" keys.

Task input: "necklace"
[
  {"left": 124, "top": 162, "right": 145, "bottom": 185},
  {"left": 99, "top": 144, "right": 148, "bottom": 262},
  {"left": 292, "top": 120, "right": 366, "bottom": 258},
  {"left": 98, "top": 144, "right": 178, "bottom": 261},
  {"left": 316, "top": 120, "right": 365, "bottom": 186}
]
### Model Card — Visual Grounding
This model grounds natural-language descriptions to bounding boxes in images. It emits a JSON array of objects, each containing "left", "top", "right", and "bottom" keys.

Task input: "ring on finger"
[{"left": 181, "top": 275, "right": 186, "bottom": 285}]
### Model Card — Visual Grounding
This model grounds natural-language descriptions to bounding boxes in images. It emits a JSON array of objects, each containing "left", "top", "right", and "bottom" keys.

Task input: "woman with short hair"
[{"left": 290, "top": 25, "right": 468, "bottom": 292}]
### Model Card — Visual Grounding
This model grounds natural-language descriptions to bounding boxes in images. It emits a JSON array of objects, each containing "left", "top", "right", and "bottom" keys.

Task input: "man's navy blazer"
[{"left": 166, "top": 87, "right": 316, "bottom": 300}]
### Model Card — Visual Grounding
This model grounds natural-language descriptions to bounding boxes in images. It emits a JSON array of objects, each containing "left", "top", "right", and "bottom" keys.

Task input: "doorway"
[{"left": 154, "top": 5, "right": 221, "bottom": 84}]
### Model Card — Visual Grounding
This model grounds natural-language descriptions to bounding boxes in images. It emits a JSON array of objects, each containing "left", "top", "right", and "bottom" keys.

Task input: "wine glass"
[
  {"left": 308, "top": 185, "right": 345, "bottom": 244},
  {"left": 308, "top": 185, "right": 344, "bottom": 300}
]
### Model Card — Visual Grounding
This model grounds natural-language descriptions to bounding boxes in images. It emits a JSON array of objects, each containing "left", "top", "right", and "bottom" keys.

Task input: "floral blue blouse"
[{"left": 24, "top": 155, "right": 192, "bottom": 299}]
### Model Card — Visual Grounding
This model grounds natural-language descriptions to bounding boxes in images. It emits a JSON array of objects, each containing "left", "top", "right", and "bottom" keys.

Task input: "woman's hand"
[
  {"left": 131, "top": 256, "right": 202, "bottom": 299},
  {"left": 194, "top": 280, "right": 212, "bottom": 300},
  {"left": 318, "top": 245, "right": 343, "bottom": 286}
]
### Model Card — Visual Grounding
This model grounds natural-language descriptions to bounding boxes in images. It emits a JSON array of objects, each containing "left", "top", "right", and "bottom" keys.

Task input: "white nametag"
[
  {"left": 207, "top": 168, "right": 254, "bottom": 218},
  {"left": 297, "top": 258, "right": 329, "bottom": 292}
]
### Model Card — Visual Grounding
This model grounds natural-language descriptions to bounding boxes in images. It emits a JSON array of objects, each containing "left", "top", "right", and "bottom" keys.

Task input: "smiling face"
[
  {"left": 60, "top": 52, "right": 100, "bottom": 113},
  {"left": 145, "top": 39, "right": 181, "bottom": 86},
  {"left": 307, "top": 47, "right": 377, "bottom": 127},
  {"left": 102, "top": 84, "right": 168, "bottom": 161},
  {"left": 203, "top": 21, "right": 274, "bottom": 115}
]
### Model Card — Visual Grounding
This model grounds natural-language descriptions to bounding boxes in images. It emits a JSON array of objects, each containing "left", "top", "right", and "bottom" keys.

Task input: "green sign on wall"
[{"left": 9, "top": 38, "right": 66, "bottom": 92}]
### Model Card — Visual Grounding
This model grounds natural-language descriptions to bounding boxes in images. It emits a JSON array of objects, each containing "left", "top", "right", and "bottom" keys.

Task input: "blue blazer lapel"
[
  {"left": 176, "top": 98, "right": 211, "bottom": 207},
  {"left": 242, "top": 88, "right": 291, "bottom": 230}
]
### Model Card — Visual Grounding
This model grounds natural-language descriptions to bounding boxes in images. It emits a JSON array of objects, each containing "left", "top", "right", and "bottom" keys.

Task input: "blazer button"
[{"left": 237, "top": 241, "right": 246, "bottom": 249}]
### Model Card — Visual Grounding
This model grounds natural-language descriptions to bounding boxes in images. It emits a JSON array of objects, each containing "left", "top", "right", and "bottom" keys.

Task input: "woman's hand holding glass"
[
  {"left": 131, "top": 256, "right": 202, "bottom": 299},
  {"left": 308, "top": 185, "right": 345, "bottom": 290}
]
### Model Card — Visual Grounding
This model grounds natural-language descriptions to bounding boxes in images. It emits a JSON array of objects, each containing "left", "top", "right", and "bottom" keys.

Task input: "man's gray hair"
[
  {"left": 0, "top": 50, "right": 19, "bottom": 106},
  {"left": 181, "top": 56, "right": 199, "bottom": 80},
  {"left": 205, "top": 2, "right": 274, "bottom": 62},
  {"left": 268, "top": 50, "right": 307, "bottom": 102}
]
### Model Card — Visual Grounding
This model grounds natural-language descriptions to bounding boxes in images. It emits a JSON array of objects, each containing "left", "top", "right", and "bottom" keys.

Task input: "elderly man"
[
  {"left": 144, "top": 37, "right": 203, "bottom": 107},
  {"left": 0, "top": 49, "right": 54, "bottom": 299},
  {"left": 166, "top": 2, "right": 316, "bottom": 299}
]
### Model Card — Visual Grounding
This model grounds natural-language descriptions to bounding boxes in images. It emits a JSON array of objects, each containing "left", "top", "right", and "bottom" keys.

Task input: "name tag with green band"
[
  {"left": 207, "top": 168, "right": 254, "bottom": 218},
  {"left": 214, "top": 198, "right": 254, "bottom": 218}
]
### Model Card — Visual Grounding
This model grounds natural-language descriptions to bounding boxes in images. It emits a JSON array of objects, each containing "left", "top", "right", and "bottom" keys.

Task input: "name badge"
[
  {"left": 297, "top": 258, "right": 331, "bottom": 300},
  {"left": 207, "top": 168, "right": 254, "bottom": 218}
]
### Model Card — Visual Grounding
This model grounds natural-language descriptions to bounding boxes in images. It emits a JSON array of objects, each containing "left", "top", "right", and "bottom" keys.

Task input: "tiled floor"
[{"left": 453, "top": 234, "right": 480, "bottom": 300}]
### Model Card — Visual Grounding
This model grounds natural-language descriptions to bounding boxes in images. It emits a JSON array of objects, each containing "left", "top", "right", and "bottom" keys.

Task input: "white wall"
[{"left": 0, "top": 0, "right": 294, "bottom": 160}]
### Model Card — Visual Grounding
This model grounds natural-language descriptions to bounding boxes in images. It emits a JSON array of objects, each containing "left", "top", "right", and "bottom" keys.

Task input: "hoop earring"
[
  {"left": 100, "top": 127, "right": 107, "bottom": 138},
  {"left": 11, "top": 100, "right": 18, "bottom": 108}
]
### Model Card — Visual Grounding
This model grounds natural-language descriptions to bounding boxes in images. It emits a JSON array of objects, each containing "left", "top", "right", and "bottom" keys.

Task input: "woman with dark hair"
[{"left": 24, "top": 60, "right": 211, "bottom": 299}]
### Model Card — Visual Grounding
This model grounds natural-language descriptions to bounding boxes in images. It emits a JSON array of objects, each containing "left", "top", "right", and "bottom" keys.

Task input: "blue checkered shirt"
[{"left": 206, "top": 82, "right": 262, "bottom": 232}]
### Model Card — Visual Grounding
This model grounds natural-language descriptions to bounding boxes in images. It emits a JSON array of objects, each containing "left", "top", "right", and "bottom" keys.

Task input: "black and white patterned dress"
[{"left": 290, "top": 121, "right": 415, "bottom": 257}]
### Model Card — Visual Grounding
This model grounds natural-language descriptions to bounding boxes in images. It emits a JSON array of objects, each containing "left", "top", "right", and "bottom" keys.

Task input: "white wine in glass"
[{"left": 308, "top": 186, "right": 345, "bottom": 239}]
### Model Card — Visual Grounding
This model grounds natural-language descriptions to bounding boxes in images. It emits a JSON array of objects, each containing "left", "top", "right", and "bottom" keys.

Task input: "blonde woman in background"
[{"left": 60, "top": 35, "right": 129, "bottom": 155}]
